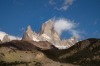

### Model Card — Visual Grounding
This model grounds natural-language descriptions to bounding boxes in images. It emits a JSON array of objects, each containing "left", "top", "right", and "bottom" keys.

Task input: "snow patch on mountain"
[
  {"left": 54, "top": 45, "right": 67, "bottom": 49},
  {"left": 31, "top": 35, "right": 39, "bottom": 42},
  {"left": 41, "top": 34, "right": 51, "bottom": 40},
  {"left": 0, "top": 31, "right": 21, "bottom": 41}
]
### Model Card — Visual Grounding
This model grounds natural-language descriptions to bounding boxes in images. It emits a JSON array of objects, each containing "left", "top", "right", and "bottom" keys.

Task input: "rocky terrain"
[
  {"left": 22, "top": 20, "right": 77, "bottom": 49},
  {"left": 0, "top": 20, "right": 100, "bottom": 66}
]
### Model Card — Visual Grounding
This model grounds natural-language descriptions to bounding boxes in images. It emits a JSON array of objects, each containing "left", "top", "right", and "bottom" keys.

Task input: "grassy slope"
[{"left": 0, "top": 47, "right": 77, "bottom": 66}]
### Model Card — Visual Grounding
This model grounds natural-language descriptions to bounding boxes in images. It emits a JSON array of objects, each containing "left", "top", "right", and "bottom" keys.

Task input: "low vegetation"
[{"left": 0, "top": 38, "right": 100, "bottom": 66}]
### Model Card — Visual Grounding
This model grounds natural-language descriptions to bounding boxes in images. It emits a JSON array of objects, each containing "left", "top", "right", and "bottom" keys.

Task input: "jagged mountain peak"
[
  {"left": 2, "top": 35, "right": 10, "bottom": 43},
  {"left": 22, "top": 20, "right": 78, "bottom": 49},
  {"left": 26, "top": 25, "right": 37, "bottom": 35},
  {"left": 44, "top": 19, "right": 54, "bottom": 24},
  {"left": 25, "top": 25, "right": 37, "bottom": 35},
  {"left": 26, "top": 25, "right": 33, "bottom": 33},
  {"left": 22, "top": 25, "right": 39, "bottom": 41},
  {"left": 39, "top": 19, "right": 54, "bottom": 35}
]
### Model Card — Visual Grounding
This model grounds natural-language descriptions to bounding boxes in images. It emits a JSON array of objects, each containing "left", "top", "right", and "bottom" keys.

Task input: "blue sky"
[{"left": 0, "top": 0, "right": 100, "bottom": 40}]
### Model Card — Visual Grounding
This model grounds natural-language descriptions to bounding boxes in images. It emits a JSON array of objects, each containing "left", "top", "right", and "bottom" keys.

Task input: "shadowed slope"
[
  {"left": 0, "top": 40, "right": 39, "bottom": 51},
  {"left": 0, "top": 38, "right": 100, "bottom": 66},
  {"left": 42, "top": 38, "right": 100, "bottom": 66},
  {"left": 0, "top": 40, "right": 57, "bottom": 51}
]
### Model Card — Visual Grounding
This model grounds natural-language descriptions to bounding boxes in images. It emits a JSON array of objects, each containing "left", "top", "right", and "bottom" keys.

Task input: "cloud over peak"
[
  {"left": 54, "top": 18, "right": 75, "bottom": 35},
  {"left": 53, "top": 18, "right": 81, "bottom": 39}
]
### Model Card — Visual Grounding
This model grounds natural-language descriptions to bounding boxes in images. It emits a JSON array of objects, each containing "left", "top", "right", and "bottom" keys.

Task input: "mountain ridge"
[
  {"left": 22, "top": 20, "right": 77, "bottom": 49},
  {"left": 0, "top": 20, "right": 100, "bottom": 66},
  {"left": 0, "top": 20, "right": 77, "bottom": 49}
]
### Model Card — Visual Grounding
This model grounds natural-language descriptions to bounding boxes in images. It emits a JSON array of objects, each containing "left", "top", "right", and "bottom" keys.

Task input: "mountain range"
[
  {"left": 0, "top": 20, "right": 100, "bottom": 66},
  {"left": 0, "top": 20, "right": 77, "bottom": 49}
]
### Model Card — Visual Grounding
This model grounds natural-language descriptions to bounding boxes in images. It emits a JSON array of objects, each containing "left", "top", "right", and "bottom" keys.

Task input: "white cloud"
[
  {"left": 69, "top": 30, "right": 81, "bottom": 39},
  {"left": 49, "top": 0, "right": 56, "bottom": 5},
  {"left": 53, "top": 18, "right": 81, "bottom": 39},
  {"left": 59, "top": 0, "right": 74, "bottom": 11},
  {"left": 54, "top": 18, "right": 75, "bottom": 35},
  {"left": 49, "top": 0, "right": 74, "bottom": 11},
  {"left": 0, "top": 31, "right": 21, "bottom": 41}
]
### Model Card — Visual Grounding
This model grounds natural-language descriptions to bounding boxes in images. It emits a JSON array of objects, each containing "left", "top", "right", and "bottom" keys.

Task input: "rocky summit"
[
  {"left": 22, "top": 25, "right": 39, "bottom": 41},
  {"left": 22, "top": 19, "right": 77, "bottom": 49},
  {"left": 2, "top": 35, "right": 10, "bottom": 43}
]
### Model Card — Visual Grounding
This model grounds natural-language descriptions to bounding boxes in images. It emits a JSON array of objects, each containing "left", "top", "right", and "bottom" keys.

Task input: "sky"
[{"left": 0, "top": 0, "right": 100, "bottom": 40}]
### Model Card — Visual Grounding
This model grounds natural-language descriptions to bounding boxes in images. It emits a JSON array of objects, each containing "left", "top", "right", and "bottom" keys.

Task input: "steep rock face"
[
  {"left": 22, "top": 25, "right": 39, "bottom": 42},
  {"left": 38, "top": 20, "right": 60, "bottom": 45},
  {"left": 22, "top": 20, "right": 78, "bottom": 49},
  {"left": 38, "top": 20, "right": 77, "bottom": 49},
  {"left": 54, "top": 37, "right": 77, "bottom": 49},
  {"left": 28, "top": 41, "right": 57, "bottom": 50},
  {"left": 2, "top": 35, "right": 10, "bottom": 43},
  {"left": 39, "top": 20, "right": 54, "bottom": 36}
]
